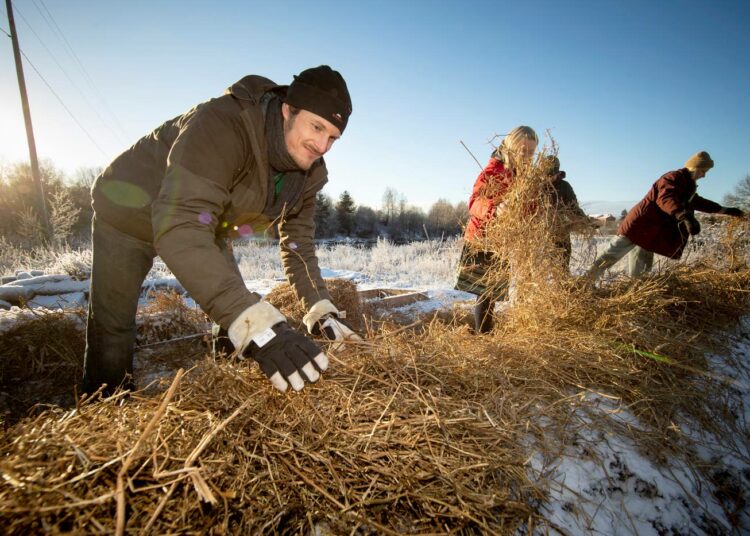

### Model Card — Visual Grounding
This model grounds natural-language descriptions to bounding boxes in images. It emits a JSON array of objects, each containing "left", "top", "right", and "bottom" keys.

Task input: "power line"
[
  {"left": 12, "top": 3, "right": 129, "bottom": 147},
  {"left": 14, "top": 43, "right": 111, "bottom": 159},
  {"left": 33, "top": 0, "right": 131, "bottom": 143}
]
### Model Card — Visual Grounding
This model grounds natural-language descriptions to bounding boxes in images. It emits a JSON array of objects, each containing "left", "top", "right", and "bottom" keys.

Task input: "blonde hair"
[
  {"left": 684, "top": 151, "right": 714, "bottom": 172},
  {"left": 496, "top": 126, "right": 538, "bottom": 165}
]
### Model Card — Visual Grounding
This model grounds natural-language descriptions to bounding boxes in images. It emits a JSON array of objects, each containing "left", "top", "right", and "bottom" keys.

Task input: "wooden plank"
[
  {"left": 379, "top": 292, "right": 429, "bottom": 308},
  {"left": 358, "top": 288, "right": 414, "bottom": 299}
]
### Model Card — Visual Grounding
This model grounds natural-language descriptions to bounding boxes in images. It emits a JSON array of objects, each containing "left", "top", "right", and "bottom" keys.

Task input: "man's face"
[
  {"left": 282, "top": 103, "right": 341, "bottom": 170},
  {"left": 693, "top": 168, "right": 707, "bottom": 180}
]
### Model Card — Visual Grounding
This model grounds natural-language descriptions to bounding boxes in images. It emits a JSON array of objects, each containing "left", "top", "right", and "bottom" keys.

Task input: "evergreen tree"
[
  {"left": 335, "top": 190, "right": 356, "bottom": 236},
  {"left": 314, "top": 192, "right": 333, "bottom": 238}
]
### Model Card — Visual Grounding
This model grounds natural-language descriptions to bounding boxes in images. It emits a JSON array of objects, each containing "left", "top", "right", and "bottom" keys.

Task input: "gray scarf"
[
  {"left": 265, "top": 97, "right": 300, "bottom": 173},
  {"left": 262, "top": 95, "right": 307, "bottom": 219}
]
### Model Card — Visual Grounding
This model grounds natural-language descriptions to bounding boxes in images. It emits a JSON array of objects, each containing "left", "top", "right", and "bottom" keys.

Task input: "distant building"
[{"left": 588, "top": 213, "right": 618, "bottom": 234}]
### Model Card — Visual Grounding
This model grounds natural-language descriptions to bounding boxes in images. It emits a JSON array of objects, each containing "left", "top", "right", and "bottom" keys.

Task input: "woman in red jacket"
[
  {"left": 586, "top": 151, "right": 744, "bottom": 281},
  {"left": 455, "top": 125, "right": 538, "bottom": 333}
]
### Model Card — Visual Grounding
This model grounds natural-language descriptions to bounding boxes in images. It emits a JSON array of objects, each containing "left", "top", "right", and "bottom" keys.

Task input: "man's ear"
[{"left": 281, "top": 102, "right": 290, "bottom": 122}]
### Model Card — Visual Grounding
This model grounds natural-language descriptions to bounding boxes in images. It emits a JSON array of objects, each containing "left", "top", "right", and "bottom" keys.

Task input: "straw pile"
[
  {"left": 1, "top": 151, "right": 749, "bottom": 533},
  {"left": 0, "top": 328, "right": 548, "bottom": 534},
  {"left": 266, "top": 278, "right": 364, "bottom": 331}
]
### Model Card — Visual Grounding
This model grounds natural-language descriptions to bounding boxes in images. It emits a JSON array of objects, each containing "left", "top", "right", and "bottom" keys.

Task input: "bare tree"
[
  {"left": 73, "top": 166, "right": 103, "bottom": 188},
  {"left": 724, "top": 174, "right": 750, "bottom": 210},
  {"left": 453, "top": 200, "right": 469, "bottom": 228},
  {"left": 381, "top": 187, "right": 397, "bottom": 226},
  {"left": 427, "top": 198, "right": 457, "bottom": 236}
]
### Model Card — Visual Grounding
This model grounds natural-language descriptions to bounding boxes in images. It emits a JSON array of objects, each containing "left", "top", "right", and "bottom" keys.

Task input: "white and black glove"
[
  {"left": 303, "top": 299, "right": 362, "bottom": 351},
  {"left": 229, "top": 302, "right": 328, "bottom": 392}
]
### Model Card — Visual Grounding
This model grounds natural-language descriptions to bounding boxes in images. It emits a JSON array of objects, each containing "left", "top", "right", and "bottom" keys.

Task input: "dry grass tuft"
[
  {"left": 266, "top": 278, "right": 364, "bottom": 331},
  {"left": 2, "top": 260, "right": 748, "bottom": 532}
]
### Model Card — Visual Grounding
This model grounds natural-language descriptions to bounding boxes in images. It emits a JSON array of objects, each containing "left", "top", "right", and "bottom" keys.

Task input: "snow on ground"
[
  {"left": 531, "top": 386, "right": 749, "bottom": 535},
  {"left": 1, "top": 235, "right": 749, "bottom": 534}
]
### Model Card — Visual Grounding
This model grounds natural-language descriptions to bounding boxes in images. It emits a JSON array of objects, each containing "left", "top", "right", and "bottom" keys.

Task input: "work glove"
[
  {"left": 229, "top": 301, "right": 328, "bottom": 392},
  {"left": 720, "top": 207, "right": 744, "bottom": 217},
  {"left": 676, "top": 212, "right": 701, "bottom": 236},
  {"left": 303, "top": 299, "right": 362, "bottom": 351}
]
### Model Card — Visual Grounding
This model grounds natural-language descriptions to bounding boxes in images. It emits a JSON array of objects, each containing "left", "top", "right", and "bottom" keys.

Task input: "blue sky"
[{"left": 1, "top": 0, "right": 749, "bottom": 213}]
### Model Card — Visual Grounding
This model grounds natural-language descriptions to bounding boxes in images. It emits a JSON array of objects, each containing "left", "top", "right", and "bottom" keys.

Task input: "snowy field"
[{"left": 1, "top": 233, "right": 749, "bottom": 534}]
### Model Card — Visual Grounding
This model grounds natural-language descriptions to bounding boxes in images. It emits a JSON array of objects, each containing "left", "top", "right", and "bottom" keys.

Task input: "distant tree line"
[
  {"left": 0, "top": 161, "right": 468, "bottom": 248},
  {"left": 8, "top": 160, "right": 747, "bottom": 248},
  {"left": 314, "top": 187, "right": 469, "bottom": 240}
]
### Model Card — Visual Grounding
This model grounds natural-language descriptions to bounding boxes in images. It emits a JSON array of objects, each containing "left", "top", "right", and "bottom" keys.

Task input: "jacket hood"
[{"left": 225, "top": 75, "right": 287, "bottom": 103}]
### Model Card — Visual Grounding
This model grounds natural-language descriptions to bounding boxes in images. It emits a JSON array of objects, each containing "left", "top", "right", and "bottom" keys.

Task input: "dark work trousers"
[
  {"left": 82, "top": 217, "right": 156, "bottom": 394},
  {"left": 473, "top": 295, "right": 495, "bottom": 334}
]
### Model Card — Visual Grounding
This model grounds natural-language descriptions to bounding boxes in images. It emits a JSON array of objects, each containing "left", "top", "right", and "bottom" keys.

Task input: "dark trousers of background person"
[{"left": 455, "top": 244, "right": 510, "bottom": 334}]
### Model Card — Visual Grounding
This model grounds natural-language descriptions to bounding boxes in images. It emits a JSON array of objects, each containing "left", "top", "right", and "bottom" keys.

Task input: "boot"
[{"left": 473, "top": 297, "right": 495, "bottom": 334}]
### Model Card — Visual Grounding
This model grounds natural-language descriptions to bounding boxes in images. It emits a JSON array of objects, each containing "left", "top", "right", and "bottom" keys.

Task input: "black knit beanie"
[{"left": 285, "top": 65, "right": 352, "bottom": 133}]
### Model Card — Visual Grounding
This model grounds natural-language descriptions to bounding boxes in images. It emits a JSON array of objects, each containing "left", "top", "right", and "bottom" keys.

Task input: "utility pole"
[{"left": 6, "top": 0, "right": 51, "bottom": 240}]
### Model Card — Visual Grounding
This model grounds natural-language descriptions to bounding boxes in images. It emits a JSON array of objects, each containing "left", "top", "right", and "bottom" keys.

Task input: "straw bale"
[
  {"left": 0, "top": 308, "right": 85, "bottom": 421},
  {"left": 2, "top": 148, "right": 750, "bottom": 532},
  {"left": 0, "top": 291, "right": 207, "bottom": 422},
  {"left": 266, "top": 278, "right": 363, "bottom": 331},
  {"left": 137, "top": 290, "right": 208, "bottom": 345}
]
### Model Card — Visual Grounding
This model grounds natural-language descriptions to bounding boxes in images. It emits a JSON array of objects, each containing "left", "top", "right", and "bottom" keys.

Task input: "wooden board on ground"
[{"left": 358, "top": 288, "right": 429, "bottom": 307}]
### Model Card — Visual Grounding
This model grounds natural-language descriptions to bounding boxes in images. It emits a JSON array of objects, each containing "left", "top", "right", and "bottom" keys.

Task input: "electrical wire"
[
  {"left": 33, "top": 0, "right": 131, "bottom": 143},
  {"left": 7, "top": 35, "right": 111, "bottom": 159},
  {"left": 12, "top": 3, "right": 129, "bottom": 147}
]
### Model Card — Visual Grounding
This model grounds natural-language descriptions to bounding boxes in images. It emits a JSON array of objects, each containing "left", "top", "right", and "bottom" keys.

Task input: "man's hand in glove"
[
  {"left": 304, "top": 299, "right": 363, "bottom": 351},
  {"left": 229, "top": 301, "right": 328, "bottom": 392},
  {"left": 677, "top": 212, "right": 701, "bottom": 236},
  {"left": 720, "top": 207, "right": 745, "bottom": 217}
]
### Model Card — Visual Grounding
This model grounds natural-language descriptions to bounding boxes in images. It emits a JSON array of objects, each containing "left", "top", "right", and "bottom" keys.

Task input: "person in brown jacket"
[
  {"left": 83, "top": 66, "right": 359, "bottom": 396},
  {"left": 586, "top": 151, "right": 744, "bottom": 281}
]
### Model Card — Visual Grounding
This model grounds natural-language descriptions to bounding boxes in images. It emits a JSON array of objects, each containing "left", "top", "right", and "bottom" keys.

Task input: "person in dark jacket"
[
  {"left": 586, "top": 151, "right": 744, "bottom": 281},
  {"left": 84, "top": 66, "right": 359, "bottom": 396},
  {"left": 455, "top": 126, "right": 538, "bottom": 333},
  {"left": 540, "top": 155, "right": 593, "bottom": 271}
]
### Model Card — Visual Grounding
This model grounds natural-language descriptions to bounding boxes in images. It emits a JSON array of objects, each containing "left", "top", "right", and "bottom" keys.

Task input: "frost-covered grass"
[
  {"left": 0, "top": 240, "right": 91, "bottom": 277},
  {"left": 2, "top": 237, "right": 466, "bottom": 293},
  {"left": 1, "top": 228, "right": 727, "bottom": 289},
  {"left": 232, "top": 237, "right": 463, "bottom": 289}
]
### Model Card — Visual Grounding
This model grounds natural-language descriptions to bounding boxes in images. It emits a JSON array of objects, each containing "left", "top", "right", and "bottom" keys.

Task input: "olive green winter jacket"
[{"left": 91, "top": 75, "right": 331, "bottom": 328}]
